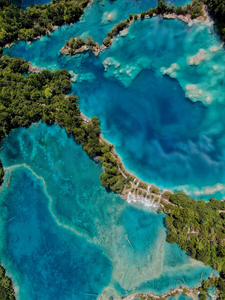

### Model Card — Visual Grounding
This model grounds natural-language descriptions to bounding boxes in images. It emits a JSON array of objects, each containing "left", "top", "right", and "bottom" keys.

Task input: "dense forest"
[
  {"left": 161, "top": 192, "right": 225, "bottom": 299},
  {"left": 0, "top": 0, "right": 89, "bottom": 47},
  {"left": 204, "top": 0, "right": 225, "bottom": 39}
]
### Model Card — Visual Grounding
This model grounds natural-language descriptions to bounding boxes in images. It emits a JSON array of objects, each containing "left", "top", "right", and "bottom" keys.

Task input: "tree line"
[
  {"left": 0, "top": 0, "right": 89, "bottom": 48},
  {"left": 204, "top": 0, "right": 225, "bottom": 40}
]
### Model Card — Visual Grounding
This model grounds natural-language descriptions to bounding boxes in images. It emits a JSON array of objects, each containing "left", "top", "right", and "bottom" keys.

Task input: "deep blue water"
[{"left": 0, "top": 123, "right": 214, "bottom": 300}]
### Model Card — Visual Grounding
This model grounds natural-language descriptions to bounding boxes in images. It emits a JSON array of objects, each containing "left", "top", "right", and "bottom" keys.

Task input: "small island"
[{"left": 60, "top": 35, "right": 106, "bottom": 56}]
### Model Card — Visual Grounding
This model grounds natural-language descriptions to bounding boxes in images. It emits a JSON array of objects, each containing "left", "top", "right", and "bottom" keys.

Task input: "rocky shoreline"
[
  {"left": 60, "top": 43, "right": 106, "bottom": 56},
  {"left": 27, "top": 62, "right": 43, "bottom": 73},
  {"left": 60, "top": 5, "right": 208, "bottom": 58}
]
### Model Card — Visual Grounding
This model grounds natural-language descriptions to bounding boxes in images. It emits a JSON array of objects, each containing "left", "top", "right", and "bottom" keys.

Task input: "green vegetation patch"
[
  {"left": 166, "top": 192, "right": 225, "bottom": 298},
  {"left": 0, "top": 55, "right": 126, "bottom": 194},
  {"left": 204, "top": 0, "right": 225, "bottom": 40},
  {"left": 0, "top": 266, "right": 15, "bottom": 300},
  {"left": 0, "top": 0, "right": 89, "bottom": 47}
]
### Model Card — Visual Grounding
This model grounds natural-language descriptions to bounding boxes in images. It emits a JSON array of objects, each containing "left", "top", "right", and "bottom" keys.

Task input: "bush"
[
  {"left": 129, "top": 13, "right": 133, "bottom": 19},
  {"left": 134, "top": 14, "right": 138, "bottom": 20},
  {"left": 147, "top": 8, "right": 154, "bottom": 17},
  {"left": 199, "top": 293, "right": 206, "bottom": 300},
  {"left": 111, "top": 21, "right": 128, "bottom": 36},
  {"left": 103, "top": 37, "right": 112, "bottom": 47},
  {"left": 141, "top": 11, "right": 146, "bottom": 19},
  {"left": 176, "top": 5, "right": 187, "bottom": 15},
  {"left": 157, "top": 206, "right": 163, "bottom": 213},
  {"left": 183, "top": 288, "right": 188, "bottom": 296},
  {"left": 150, "top": 186, "right": 159, "bottom": 194},
  {"left": 126, "top": 183, "right": 131, "bottom": 189},
  {"left": 163, "top": 191, "right": 172, "bottom": 199},
  {"left": 166, "top": 5, "right": 175, "bottom": 13},
  {"left": 69, "top": 48, "right": 75, "bottom": 55},
  {"left": 127, "top": 176, "right": 134, "bottom": 182}
]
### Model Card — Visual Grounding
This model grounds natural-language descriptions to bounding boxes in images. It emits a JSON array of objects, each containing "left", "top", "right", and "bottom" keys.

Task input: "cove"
[
  {"left": 0, "top": 123, "right": 213, "bottom": 300},
  {"left": 4, "top": 0, "right": 225, "bottom": 199}
]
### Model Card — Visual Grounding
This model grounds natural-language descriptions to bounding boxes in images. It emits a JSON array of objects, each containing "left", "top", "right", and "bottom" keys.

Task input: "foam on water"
[{"left": 0, "top": 123, "right": 213, "bottom": 300}]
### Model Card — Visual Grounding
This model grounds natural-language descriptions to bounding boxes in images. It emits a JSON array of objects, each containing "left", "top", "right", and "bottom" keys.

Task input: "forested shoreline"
[
  {"left": 0, "top": 0, "right": 89, "bottom": 48},
  {"left": 160, "top": 192, "right": 225, "bottom": 300},
  {"left": 0, "top": 55, "right": 127, "bottom": 192}
]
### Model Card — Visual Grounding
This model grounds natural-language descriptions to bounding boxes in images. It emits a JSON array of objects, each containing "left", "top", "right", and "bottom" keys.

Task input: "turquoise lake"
[
  {"left": 0, "top": 123, "right": 213, "bottom": 300},
  {"left": 1, "top": 0, "right": 225, "bottom": 298},
  {"left": 5, "top": 0, "right": 225, "bottom": 199}
]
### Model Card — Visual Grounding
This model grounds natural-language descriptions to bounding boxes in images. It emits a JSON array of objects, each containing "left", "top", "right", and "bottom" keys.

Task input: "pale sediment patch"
[
  {"left": 188, "top": 49, "right": 206, "bottom": 66},
  {"left": 185, "top": 84, "right": 211, "bottom": 103},
  {"left": 161, "top": 63, "right": 178, "bottom": 77},
  {"left": 120, "top": 28, "right": 129, "bottom": 36},
  {"left": 102, "top": 10, "right": 117, "bottom": 24},
  {"left": 172, "top": 182, "right": 225, "bottom": 199},
  {"left": 194, "top": 183, "right": 225, "bottom": 197},
  {"left": 210, "top": 46, "right": 218, "bottom": 53},
  {"left": 205, "top": 96, "right": 211, "bottom": 104},
  {"left": 98, "top": 228, "right": 167, "bottom": 300}
]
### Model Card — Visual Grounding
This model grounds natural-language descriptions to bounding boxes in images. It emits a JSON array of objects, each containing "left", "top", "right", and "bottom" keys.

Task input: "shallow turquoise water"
[
  {"left": 4, "top": 0, "right": 225, "bottom": 199},
  {"left": 0, "top": 123, "right": 213, "bottom": 300},
  {"left": 1, "top": 0, "right": 224, "bottom": 298}
]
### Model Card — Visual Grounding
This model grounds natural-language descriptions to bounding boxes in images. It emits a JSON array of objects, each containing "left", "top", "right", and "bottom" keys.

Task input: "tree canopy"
[
  {"left": 163, "top": 192, "right": 225, "bottom": 299},
  {"left": 0, "top": 0, "right": 89, "bottom": 47},
  {"left": 0, "top": 55, "right": 126, "bottom": 194}
]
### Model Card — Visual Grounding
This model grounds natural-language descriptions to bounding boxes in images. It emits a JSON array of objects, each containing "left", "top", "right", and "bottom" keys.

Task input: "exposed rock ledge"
[
  {"left": 28, "top": 62, "right": 42, "bottom": 73},
  {"left": 60, "top": 43, "right": 106, "bottom": 57},
  {"left": 61, "top": 5, "right": 208, "bottom": 59},
  {"left": 163, "top": 5, "right": 208, "bottom": 23}
]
